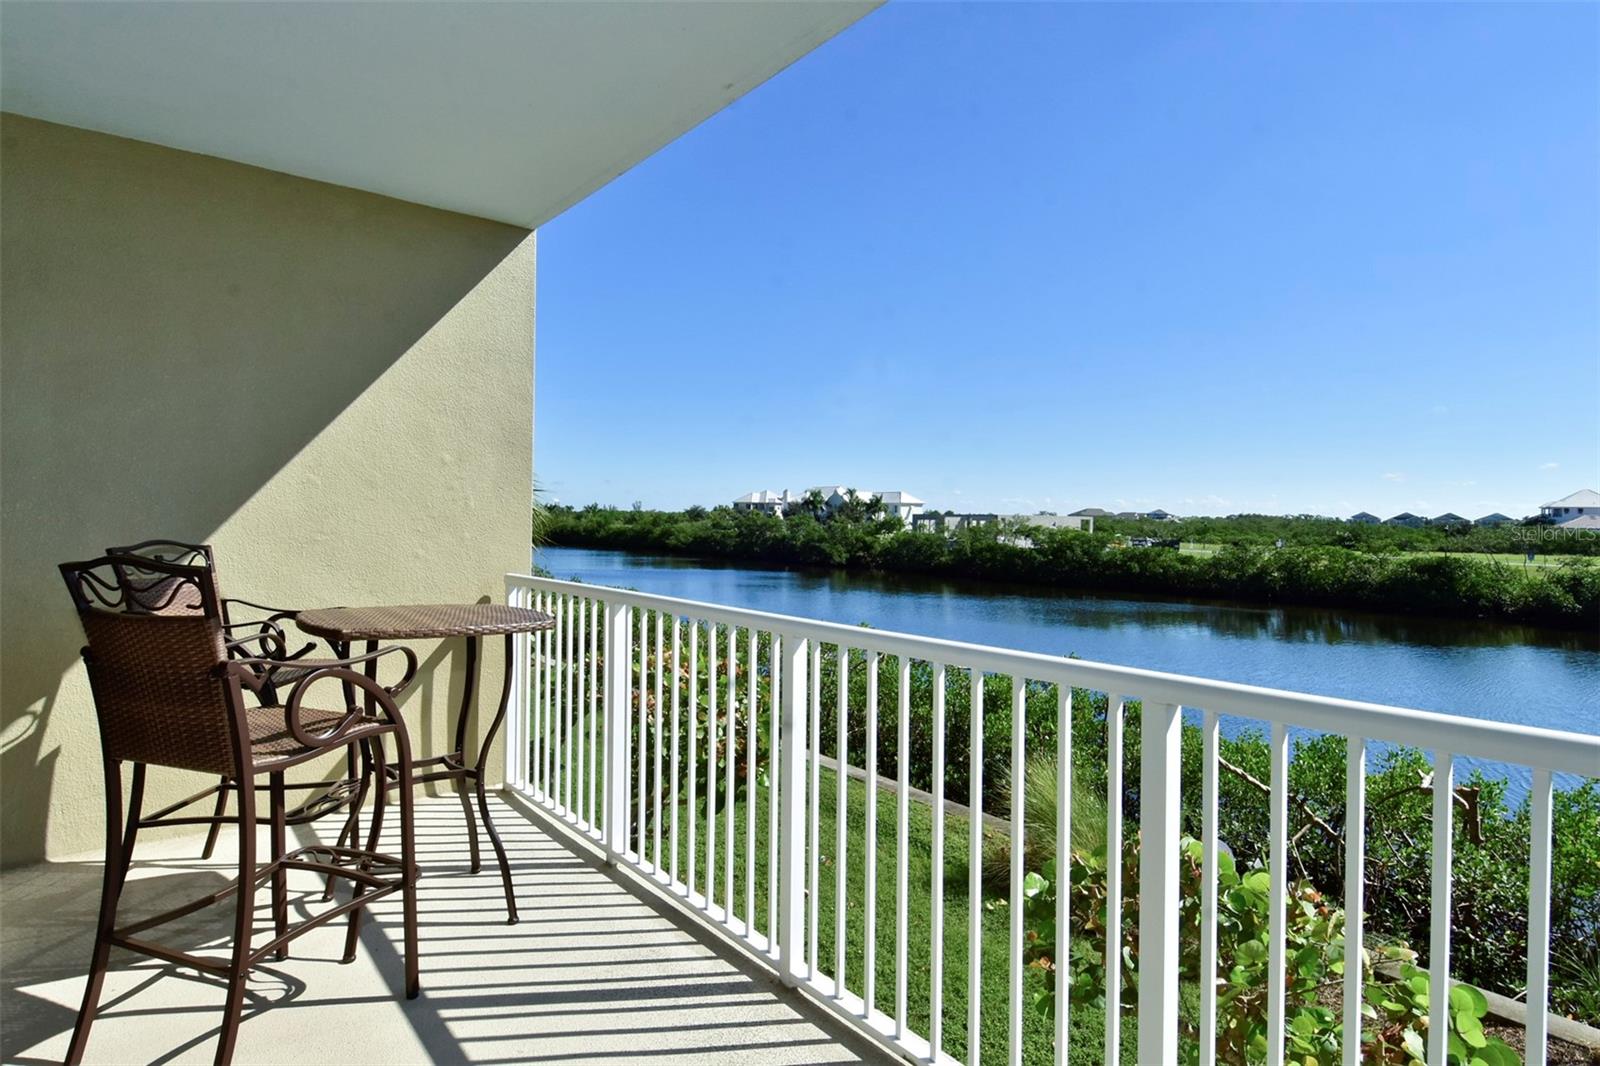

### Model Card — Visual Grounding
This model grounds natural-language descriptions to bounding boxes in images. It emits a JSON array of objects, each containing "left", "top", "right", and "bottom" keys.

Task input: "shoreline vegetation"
[{"left": 541, "top": 505, "right": 1600, "bottom": 631}]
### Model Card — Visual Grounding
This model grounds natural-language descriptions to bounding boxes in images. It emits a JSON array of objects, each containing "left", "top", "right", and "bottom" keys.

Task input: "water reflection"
[{"left": 536, "top": 546, "right": 1600, "bottom": 740}]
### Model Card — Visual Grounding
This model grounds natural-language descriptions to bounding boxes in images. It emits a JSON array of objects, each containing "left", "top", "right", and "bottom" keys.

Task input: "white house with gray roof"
[
  {"left": 732, "top": 486, "right": 925, "bottom": 525},
  {"left": 1540, "top": 489, "right": 1600, "bottom": 524}
]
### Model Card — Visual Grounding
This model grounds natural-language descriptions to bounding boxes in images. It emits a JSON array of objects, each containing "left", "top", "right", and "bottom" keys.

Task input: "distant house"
[
  {"left": 1015, "top": 514, "right": 1094, "bottom": 533},
  {"left": 1385, "top": 512, "right": 1426, "bottom": 528},
  {"left": 1113, "top": 511, "right": 1142, "bottom": 520},
  {"left": 1070, "top": 507, "right": 1111, "bottom": 518},
  {"left": 1431, "top": 512, "right": 1469, "bottom": 527},
  {"left": 1145, "top": 509, "right": 1179, "bottom": 522},
  {"left": 732, "top": 489, "right": 789, "bottom": 516},
  {"left": 742, "top": 485, "right": 923, "bottom": 526},
  {"left": 874, "top": 490, "right": 926, "bottom": 526},
  {"left": 1348, "top": 512, "right": 1381, "bottom": 525},
  {"left": 1559, "top": 514, "right": 1600, "bottom": 531},
  {"left": 1473, "top": 513, "right": 1515, "bottom": 527},
  {"left": 1540, "top": 489, "right": 1600, "bottom": 523},
  {"left": 914, "top": 512, "right": 998, "bottom": 534}
]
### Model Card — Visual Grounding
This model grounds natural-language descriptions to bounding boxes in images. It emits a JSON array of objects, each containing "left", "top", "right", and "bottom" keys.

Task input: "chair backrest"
[
  {"left": 60, "top": 555, "right": 243, "bottom": 776},
  {"left": 103, "top": 540, "right": 219, "bottom": 616}
]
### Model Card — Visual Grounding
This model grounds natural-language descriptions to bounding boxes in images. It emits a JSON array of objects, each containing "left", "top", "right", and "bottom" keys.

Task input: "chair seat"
[{"left": 248, "top": 705, "right": 353, "bottom": 764}]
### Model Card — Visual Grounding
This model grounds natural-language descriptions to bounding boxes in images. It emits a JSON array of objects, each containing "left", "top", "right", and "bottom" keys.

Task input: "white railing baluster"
[
  {"left": 1201, "top": 708, "right": 1220, "bottom": 1066},
  {"left": 670, "top": 617, "right": 682, "bottom": 885},
  {"left": 569, "top": 592, "right": 582, "bottom": 809},
  {"left": 1268, "top": 720, "right": 1289, "bottom": 1066},
  {"left": 809, "top": 642, "right": 822, "bottom": 975},
  {"left": 969, "top": 669, "right": 986, "bottom": 1066},
  {"left": 930, "top": 663, "right": 946, "bottom": 1057},
  {"left": 687, "top": 620, "right": 699, "bottom": 895},
  {"left": 1428, "top": 751, "right": 1454, "bottom": 1066},
  {"left": 1343, "top": 735, "right": 1365, "bottom": 1066},
  {"left": 769, "top": 632, "right": 781, "bottom": 950},
  {"left": 864, "top": 650, "right": 880, "bottom": 1012},
  {"left": 556, "top": 589, "right": 569, "bottom": 806},
  {"left": 1104, "top": 694, "right": 1123, "bottom": 1066},
  {"left": 554, "top": 594, "right": 564, "bottom": 808},
  {"left": 534, "top": 592, "right": 547, "bottom": 793},
  {"left": 546, "top": 593, "right": 557, "bottom": 801},
  {"left": 725, "top": 626, "right": 737, "bottom": 917},
  {"left": 707, "top": 623, "right": 719, "bottom": 907},
  {"left": 1009, "top": 676, "right": 1026, "bottom": 1066},
  {"left": 835, "top": 644, "right": 849, "bottom": 998},
  {"left": 1527, "top": 767, "right": 1553, "bottom": 1066},
  {"left": 637, "top": 610, "right": 648, "bottom": 862},
  {"left": 1138, "top": 701, "right": 1181, "bottom": 1066},
  {"left": 546, "top": 591, "right": 556, "bottom": 807},
  {"left": 579, "top": 589, "right": 592, "bottom": 819},
  {"left": 587, "top": 598, "right": 598, "bottom": 827},
  {"left": 531, "top": 592, "right": 543, "bottom": 799},
  {"left": 654, "top": 610, "right": 664, "bottom": 872},
  {"left": 747, "top": 627, "right": 758, "bottom": 935},
  {"left": 895, "top": 654, "right": 911, "bottom": 1036},
  {"left": 779, "top": 634, "right": 809, "bottom": 985},
  {"left": 1055, "top": 684, "right": 1071, "bottom": 1066},
  {"left": 602, "top": 601, "right": 629, "bottom": 863}
]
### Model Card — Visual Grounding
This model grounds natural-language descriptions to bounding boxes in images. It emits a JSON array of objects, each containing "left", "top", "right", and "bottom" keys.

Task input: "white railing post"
[
  {"left": 602, "top": 601, "right": 631, "bottom": 866},
  {"left": 777, "top": 634, "right": 809, "bottom": 986},
  {"left": 1138, "top": 700, "right": 1182, "bottom": 1066},
  {"left": 504, "top": 580, "right": 528, "bottom": 791}
]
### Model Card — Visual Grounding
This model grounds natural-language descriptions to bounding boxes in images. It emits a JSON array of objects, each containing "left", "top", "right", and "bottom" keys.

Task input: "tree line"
[{"left": 543, "top": 504, "right": 1600, "bottom": 629}]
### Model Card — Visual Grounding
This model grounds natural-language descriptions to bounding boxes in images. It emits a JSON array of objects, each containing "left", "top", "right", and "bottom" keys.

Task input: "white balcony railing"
[{"left": 503, "top": 573, "right": 1598, "bottom": 1066}]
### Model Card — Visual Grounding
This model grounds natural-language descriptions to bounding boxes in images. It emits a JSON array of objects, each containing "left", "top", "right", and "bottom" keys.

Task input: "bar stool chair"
[
  {"left": 59, "top": 554, "right": 422, "bottom": 1066},
  {"left": 103, "top": 540, "right": 369, "bottom": 867}
]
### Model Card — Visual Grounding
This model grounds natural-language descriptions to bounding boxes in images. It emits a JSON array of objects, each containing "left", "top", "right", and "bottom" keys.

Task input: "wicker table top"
[{"left": 297, "top": 603, "right": 554, "bottom": 642}]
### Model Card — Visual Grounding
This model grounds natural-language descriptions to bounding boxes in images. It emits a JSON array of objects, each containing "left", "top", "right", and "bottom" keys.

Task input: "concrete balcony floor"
[{"left": 1, "top": 794, "right": 885, "bottom": 1065}]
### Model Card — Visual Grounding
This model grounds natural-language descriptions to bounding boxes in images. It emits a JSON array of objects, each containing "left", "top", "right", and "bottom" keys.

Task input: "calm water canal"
[{"left": 535, "top": 546, "right": 1600, "bottom": 785}]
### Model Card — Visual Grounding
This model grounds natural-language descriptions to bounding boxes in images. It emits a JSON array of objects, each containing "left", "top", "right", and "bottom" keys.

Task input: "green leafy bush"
[{"left": 1020, "top": 834, "right": 1522, "bottom": 1065}]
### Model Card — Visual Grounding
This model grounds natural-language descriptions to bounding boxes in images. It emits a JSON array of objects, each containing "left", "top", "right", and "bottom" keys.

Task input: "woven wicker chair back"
[{"left": 60, "top": 556, "right": 240, "bottom": 775}]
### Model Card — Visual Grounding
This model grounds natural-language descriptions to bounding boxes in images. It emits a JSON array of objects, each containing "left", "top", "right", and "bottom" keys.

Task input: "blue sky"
[{"left": 535, "top": 1, "right": 1598, "bottom": 519}]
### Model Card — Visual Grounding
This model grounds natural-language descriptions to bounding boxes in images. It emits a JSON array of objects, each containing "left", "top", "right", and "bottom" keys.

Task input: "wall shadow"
[{"left": 0, "top": 113, "right": 531, "bottom": 863}]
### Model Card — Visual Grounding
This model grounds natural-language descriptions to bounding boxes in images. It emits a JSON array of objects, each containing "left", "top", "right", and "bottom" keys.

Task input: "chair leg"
[
  {"left": 214, "top": 778, "right": 258, "bottom": 1066},
  {"left": 394, "top": 737, "right": 421, "bottom": 999},
  {"left": 323, "top": 742, "right": 367, "bottom": 903},
  {"left": 342, "top": 738, "right": 387, "bottom": 964},
  {"left": 65, "top": 758, "right": 127, "bottom": 1065},
  {"left": 114, "top": 762, "right": 146, "bottom": 899},
  {"left": 269, "top": 773, "right": 288, "bottom": 961},
  {"left": 201, "top": 776, "right": 229, "bottom": 861}
]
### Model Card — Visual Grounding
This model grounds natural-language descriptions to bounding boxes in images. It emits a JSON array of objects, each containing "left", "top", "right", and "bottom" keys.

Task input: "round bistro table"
[{"left": 297, "top": 603, "right": 553, "bottom": 923}]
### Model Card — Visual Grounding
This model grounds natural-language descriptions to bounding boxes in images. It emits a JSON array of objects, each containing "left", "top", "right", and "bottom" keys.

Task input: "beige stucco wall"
[{"left": 0, "top": 114, "right": 536, "bottom": 866}]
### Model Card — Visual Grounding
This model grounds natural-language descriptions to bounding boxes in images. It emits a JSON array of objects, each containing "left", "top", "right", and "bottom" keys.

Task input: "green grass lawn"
[{"left": 645, "top": 765, "right": 1139, "bottom": 1066}]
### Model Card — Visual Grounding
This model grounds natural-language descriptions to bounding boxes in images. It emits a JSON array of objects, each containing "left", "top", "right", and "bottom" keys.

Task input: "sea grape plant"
[{"left": 1020, "top": 835, "right": 1521, "bottom": 1066}]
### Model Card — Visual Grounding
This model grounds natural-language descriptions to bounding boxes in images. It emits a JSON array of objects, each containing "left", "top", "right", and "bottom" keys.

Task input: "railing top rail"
[{"left": 506, "top": 573, "right": 1600, "bottom": 777}]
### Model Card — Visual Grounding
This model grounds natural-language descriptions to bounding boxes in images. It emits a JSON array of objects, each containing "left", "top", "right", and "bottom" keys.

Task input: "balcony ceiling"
[{"left": 0, "top": 0, "right": 877, "bottom": 228}]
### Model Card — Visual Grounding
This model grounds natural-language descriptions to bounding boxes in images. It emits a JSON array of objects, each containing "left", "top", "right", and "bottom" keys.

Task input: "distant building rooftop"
[{"left": 1542, "top": 489, "right": 1600, "bottom": 509}]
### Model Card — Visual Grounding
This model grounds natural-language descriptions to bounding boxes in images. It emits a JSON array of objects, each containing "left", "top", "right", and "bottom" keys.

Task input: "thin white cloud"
[
  {"left": 1382, "top": 472, "right": 1406, "bottom": 482},
  {"left": 1539, "top": 461, "right": 1560, "bottom": 471}
]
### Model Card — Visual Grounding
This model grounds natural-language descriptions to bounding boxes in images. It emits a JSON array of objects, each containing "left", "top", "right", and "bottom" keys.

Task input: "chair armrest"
[
  {"left": 222, "top": 618, "right": 294, "bottom": 658},
  {"left": 229, "top": 644, "right": 419, "bottom": 697},
  {"left": 225, "top": 647, "right": 420, "bottom": 751},
  {"left": 222, "top": 597, "right": 301, "bottom": 623}
]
